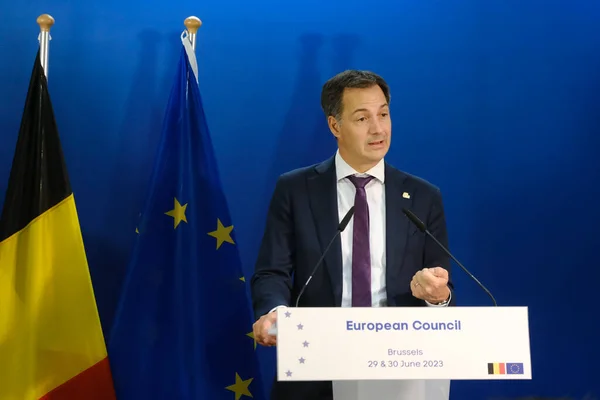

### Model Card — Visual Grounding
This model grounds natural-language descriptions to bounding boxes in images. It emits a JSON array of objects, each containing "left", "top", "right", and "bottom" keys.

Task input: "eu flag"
[
  {"left": 108, "top": 36, "right": 265, "bottom": 400},
  {"left": 506, "top": 363, "right": 524, "bottom": 375}
]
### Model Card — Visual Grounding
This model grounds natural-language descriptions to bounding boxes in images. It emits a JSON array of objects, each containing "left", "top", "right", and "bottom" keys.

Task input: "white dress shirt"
[
  {"left": 335, "top": 150, "right": 387, "bottom": 307},
  {"left": 334, "top": 150, "right": 449, "bottom": 308}
]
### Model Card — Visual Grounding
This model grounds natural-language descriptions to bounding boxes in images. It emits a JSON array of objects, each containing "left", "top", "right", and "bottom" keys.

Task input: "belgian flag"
[
  {"left": 487, "top": 362, "right": 506, "bottom": 375},
  {"left": 0, "top": 50, "right": 116, "bottom": 399}
]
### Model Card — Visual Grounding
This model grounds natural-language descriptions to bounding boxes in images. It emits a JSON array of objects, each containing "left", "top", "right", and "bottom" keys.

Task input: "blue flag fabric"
[{"left": 108, "top": 38, "right": 265, "bottom": 400}]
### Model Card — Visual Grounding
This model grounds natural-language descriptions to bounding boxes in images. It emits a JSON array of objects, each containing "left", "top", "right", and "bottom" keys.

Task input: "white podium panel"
[{"left": 275, "top": 307, "right": 531, "bottom": 381}]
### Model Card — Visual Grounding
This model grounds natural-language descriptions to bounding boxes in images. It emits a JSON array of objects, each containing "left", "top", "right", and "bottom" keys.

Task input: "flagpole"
[
  {"left": 37, "top": 14, "right": 54, "bottom": 79},
  {"left": 184, "top": 16, "right": 202, "bottom": 51}
]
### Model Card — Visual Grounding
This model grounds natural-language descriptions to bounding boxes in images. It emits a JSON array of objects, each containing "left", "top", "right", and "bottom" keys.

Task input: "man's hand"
[
  {"left": 410, "top": 267, "right": 450, "bottom": 304},
  {"left": 252, "top": 309, "right": 278, "bottom": 347}
]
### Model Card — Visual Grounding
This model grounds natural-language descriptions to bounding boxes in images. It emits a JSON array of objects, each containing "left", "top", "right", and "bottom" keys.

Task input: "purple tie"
[{"left": 347, "top": 175, "right": 374, "bottom": 307}]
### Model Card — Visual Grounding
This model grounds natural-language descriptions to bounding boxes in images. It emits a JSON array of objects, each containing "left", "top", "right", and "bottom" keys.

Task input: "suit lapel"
[
  {"left": 307, "top": 156, "right": 343, "bottom": 306},
  {"left": 385, "top": 163, "right": 412, "bottom": 304}
]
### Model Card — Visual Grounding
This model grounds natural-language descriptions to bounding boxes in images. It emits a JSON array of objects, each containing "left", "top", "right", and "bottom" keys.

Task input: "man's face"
[{"left": 329, "top": 85, "right": 391, "bottom": 171}]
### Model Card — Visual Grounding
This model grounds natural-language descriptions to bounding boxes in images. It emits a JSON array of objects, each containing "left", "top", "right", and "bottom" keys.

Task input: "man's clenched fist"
[{"left": 410, "top": 267, "right": 450, "bottom": 304}]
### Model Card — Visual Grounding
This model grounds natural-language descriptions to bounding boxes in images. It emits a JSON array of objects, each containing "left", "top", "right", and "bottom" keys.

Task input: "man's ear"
[{"left": 328, "top": 116, "right": 341, "bottom": 139}]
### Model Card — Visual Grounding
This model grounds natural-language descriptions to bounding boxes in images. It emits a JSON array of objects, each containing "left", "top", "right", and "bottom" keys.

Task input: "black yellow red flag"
[{"left": 0, "top": 50, "right": 116, "bottom": 399}]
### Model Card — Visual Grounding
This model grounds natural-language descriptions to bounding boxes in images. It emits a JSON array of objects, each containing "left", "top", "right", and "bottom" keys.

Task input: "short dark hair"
[{"left": 320, "top": 70, "right": 391, "bottom": 120}]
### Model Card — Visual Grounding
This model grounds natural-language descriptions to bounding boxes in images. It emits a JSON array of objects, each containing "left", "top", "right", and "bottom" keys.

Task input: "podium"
[{"left": 274, "top": 306, "right": 531, "bottom": 384}]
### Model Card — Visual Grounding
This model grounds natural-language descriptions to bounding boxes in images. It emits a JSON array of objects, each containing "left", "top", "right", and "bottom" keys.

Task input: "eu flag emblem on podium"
[{"left": 108, "top": 34, "right": 265, "bottom": 400}]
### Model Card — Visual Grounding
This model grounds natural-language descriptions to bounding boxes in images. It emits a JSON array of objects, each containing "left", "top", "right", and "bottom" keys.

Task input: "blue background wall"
[{"left": 1, "top": 1, "right": 599, "bottom": 399}]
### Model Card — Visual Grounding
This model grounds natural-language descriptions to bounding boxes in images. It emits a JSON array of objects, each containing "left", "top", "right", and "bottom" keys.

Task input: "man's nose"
[{"left": 369, "top": 118, "right": 385, "bottom": 134}]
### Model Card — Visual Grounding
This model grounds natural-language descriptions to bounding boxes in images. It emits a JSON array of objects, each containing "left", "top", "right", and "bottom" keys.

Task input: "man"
[{"left": 251, "top": 70, "right": 454, "bottom": 400}]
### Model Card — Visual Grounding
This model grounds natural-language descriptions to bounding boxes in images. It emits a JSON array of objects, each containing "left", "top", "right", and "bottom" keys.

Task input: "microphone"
[
  {"left": 294, "top": 206, "right": 355, "bottom": 308},
  {"left": 402, "top": 208, "right": 498, "bottom": 306}
]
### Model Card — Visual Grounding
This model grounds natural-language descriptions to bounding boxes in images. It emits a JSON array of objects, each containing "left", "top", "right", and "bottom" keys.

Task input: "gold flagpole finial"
[
  {"left": 184, "top": 16, "right": 202, "bottom": 34},
  {"left": 184, "top": 16, "right": 202, "bottom": 51},
  {"left": 37, "top": 14, "right": 55, "bottom": 32}
]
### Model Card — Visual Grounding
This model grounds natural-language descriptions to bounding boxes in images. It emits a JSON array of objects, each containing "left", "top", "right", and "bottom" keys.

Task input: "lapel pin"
[{"left": 403, "top": 192, "right": 410, "bottom": 199}]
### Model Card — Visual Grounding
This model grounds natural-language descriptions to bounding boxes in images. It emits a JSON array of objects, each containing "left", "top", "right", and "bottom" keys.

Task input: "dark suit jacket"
[{"left": 250, "top": 156, "right": 454, "bottom": 400}]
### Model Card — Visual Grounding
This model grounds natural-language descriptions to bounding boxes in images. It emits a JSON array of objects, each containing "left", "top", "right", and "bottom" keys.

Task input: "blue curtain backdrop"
[{"left": 1, "top": 1, "right": 599, "bottom": 399}]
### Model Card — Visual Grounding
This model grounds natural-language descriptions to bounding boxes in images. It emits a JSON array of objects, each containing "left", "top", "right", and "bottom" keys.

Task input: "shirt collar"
[{"left": 334, "top": 149, "right": 385, "bottom": 183}]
